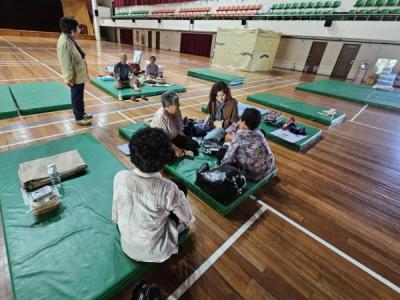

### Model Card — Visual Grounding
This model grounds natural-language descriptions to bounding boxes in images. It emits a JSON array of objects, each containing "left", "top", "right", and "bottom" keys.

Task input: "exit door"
[
  {"left": 148, "top": 31, "right": 152, "bottom": 48},
  {"left": 331, "top": 43, "right": 361, "bottom": 79},
  {"left": 156, "top": 31, "right": 160, "bottom": 49},
  {"left": 303, "top": 41, "right": 327, "bottom": 74}
]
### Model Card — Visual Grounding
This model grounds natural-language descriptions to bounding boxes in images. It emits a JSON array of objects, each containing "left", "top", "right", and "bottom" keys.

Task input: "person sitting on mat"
[
  {"left": 198, "top": 81, "right": 239, "bottom": 142},
  {"left": 112, "top": 127, "right": 195, "bottom": 263},
  {"left": 151, "top": 91, "right": 199, "bottom": 158},
  {"left": 137, "top": 56, "right": 166, "bottom": 86},
  {"left": 222, "top": 108, "right": 275, "bottom": 181}
]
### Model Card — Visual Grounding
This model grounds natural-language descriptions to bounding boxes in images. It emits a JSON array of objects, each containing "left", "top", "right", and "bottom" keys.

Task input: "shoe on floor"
[
  {"left": 141, "top": 96, "right": 148, "bottom": 101},
  {"left": 76, "top": 119, "right": 91, "bottom": 126},
  {"left": 83, "top": 113, "right": 93, "bottom": 120},
  {"left": 130, "top": 96, "right": 139, "bottom": 102}
]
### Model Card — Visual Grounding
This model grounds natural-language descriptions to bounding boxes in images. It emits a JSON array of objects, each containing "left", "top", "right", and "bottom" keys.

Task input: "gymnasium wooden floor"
[{"left": 0, "top": 35, "right": 399, "bottom": 299}]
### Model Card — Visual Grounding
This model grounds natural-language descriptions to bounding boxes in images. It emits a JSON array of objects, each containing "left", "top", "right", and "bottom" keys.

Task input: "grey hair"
[{"left": 161, "top": 91, "right": 179, "bottom": 108}]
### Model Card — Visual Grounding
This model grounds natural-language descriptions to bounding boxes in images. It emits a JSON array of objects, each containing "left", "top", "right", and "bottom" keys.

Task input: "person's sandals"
[
  {"left": 130, "top": 96, "right": 139, "bottom": 102},
  {"left": 141, "top": 96, "right": 148, "bottom": 101}
]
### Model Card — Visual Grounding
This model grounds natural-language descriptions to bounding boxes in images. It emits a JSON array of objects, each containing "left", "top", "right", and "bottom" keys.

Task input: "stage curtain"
[
  {"left": 115, "top": 0, "right": 196, "bottom": 7},
  {"left": 180, "top": 33, "right": 213, "bottom": 57}
]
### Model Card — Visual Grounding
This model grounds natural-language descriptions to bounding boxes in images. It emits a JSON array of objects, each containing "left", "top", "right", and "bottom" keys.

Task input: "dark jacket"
[{"left": 206, "top": 98, "right": 239, "bottom": 129}]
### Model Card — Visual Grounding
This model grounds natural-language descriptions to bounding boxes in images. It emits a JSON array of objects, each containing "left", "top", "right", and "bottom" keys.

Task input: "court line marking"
[
  {"left": 251, "top": 196, "right": 400, "bottom": 294},
  {"left": 0, "top": 81, "right": 300, "bottom": 135},
  {"left": 0, "top": 76, "right": 60, "bottom": 82},
  {"left": 117, "top": 111, "right": 136, "bottom": 123},
  {"left": 350, "top": 104, "right": 368, "bottom": 122},
  {"left": 349, "top": 120, "right": 400, "bottom": 136},
  {"left": 167, "top": 205, "right": 268, "bottom": 300},
  {"left": 0, "top": 81, "right": 300, "bottom": 148}
]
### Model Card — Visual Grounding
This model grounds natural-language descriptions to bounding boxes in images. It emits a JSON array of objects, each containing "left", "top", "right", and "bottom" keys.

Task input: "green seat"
[
  {"left": 307, "top": 2, "right": 316, "bottom": 8},
  {"left": 375, "top": 0, "right": 385, "bottom": 5},
  {"left": 90, "top": 78, "right": 186, "bottom": 100},
  {"left": 0, "top": 133, "right": 176, "bottom": 299},
  {"left": 324, "top": 1, "right": 334, "bottom": 7},
  {"left": 385, "top": 0, "right": 396, "bottom": 5},
  {"left": 285, "top": 3, "right": 293, "bottom": 9},
  {"left": 368, "top": 8, "right": 379, "bottom": 13},
  {"left": 119, "top": 122, "right": 277, "bottom": 216},
  {"left": 247, "top": 93, "right": 346, "bottom": 126},
  {"left": 300, "top": 2, "right": 308, "bottom": 8},
  {"left": 379, "top": 8, "right": 391, "bottom": 13},
  {"left": 358, "top": 9, "right": 369, "bottom": 13},
  {"left": 316, "top": 1, "right": 325, "bottom": 7},
  {"left": 333, "top": 0, "right": 342, "bottom": 7},
  {"left": 271, "top": 3, "right": 279, "bottom": 9},
  {"left": 296, "top": 79, "right": 400, "bottom": 111},
  {"left": 392, "top": 8, "right": 400, "bottom": 13},
  {"left": 292, "top": 3, "right": 300, "bottom": 8},
  {"left": 324, "top": 9, "right": 334, "bottom": 13},
  {"left": 187, "top": 69, "right": 245, "bottom": 85},
  {"left": 354, "top": 0, "right": 365, "bottom": 6},
  {"left": 0, "top": 85, "right": 18, "bottom": 119},
  {"left": 349, "top": 9, "right": 358, "bottom": 13},
  {"left": 278, "top": 3, "right": 286, "bottom": 9},
  {"left": 365, "top": 0, "right": 375, "bottom": 6},
  {"left": 306, "top": 10, "right": 315, "bottom": 14},
  {"left": 9, "top": 81, "right": 72, "bottom": 115}
]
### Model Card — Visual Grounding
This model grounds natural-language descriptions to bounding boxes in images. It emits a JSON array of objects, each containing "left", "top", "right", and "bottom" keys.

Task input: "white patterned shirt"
[{"left": 112, "top": 169, "right": 195, "bottom": 262}]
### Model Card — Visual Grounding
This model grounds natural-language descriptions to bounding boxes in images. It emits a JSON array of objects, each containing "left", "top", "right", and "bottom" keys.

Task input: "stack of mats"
[
  {"left": 200, "top": 103, "right": 321, "bottom": 151},
  {"left": 0, "top": 85, "right": 18, "bottom": 119},
  {"left": 9, "top": 81, "right": 71, "bottom": 115},
  {"left": 90, "top": 77, "right": 186, "bottom": 100},
  {"left": 247, "top": 93, "right": 346, "bottom": 126},
  {"left": 118, "top": 123, "right": 276, "bottom": 216},
  {"left": 0, "top": 134, "right": 188, "bottom": 299},
  {"left": 187, "top": 69, "right": 245, "bottom": 86},
  {"left": 296, "top": 79, "right": 400, "bottom": 111}
]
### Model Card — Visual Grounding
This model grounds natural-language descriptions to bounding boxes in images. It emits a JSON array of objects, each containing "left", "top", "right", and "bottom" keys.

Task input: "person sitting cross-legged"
[
  {"left": 112, "top": 127, "right": 195, "bottom": 263},
  {"left": 221, "top": 108, "right": 275, "bottom": 181}
]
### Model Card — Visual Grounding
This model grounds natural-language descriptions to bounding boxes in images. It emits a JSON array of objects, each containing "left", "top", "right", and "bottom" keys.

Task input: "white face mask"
[{"left": 76, "top": 26, "right": 81, "bottom": 34}]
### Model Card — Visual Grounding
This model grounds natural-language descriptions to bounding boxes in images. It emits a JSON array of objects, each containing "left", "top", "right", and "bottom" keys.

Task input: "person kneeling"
[
  {"left": 222, "top": 108, "right": 275, "bottom": 181},
  {"left": 151, "top": 91, "right": 199, "bottom": 158},
  {"left": 112, "top": 127, "right": 195, "bottom": 263}
]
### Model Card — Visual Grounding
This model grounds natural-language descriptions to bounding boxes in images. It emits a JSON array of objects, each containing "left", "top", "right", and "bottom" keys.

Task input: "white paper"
[
  {"left": 117, "top": 143, "right": 130, "bottom": 156},
  {"left": 270, "top": 129, "right": 307, "bottom": 143}
]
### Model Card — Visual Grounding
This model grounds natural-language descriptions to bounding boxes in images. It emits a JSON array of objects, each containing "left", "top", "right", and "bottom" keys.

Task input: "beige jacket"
[{"left": 57, "top": 34, "right": 89, "bottom": 84}]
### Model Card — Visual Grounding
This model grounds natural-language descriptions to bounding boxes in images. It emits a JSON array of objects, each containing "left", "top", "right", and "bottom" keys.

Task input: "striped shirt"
[{"left": 112, "top": 169, "right": 195, "bottom": 262}]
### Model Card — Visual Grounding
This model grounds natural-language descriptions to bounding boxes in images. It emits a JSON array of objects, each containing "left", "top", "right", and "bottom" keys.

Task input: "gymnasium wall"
[
  {"left": 61, "top": 0, "right": 94, "bottom": 34},
  {"left": 0, "top": 0, "right": 64, "bottom": 32}
]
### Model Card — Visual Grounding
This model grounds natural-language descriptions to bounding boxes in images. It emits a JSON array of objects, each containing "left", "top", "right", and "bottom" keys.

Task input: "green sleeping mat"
[
  {"left": 9, "top": 81, "right": 72, "bottom": 115},
  {"left": 90, "top": 77, "right": 186, "bottom": 100},
  {"left": 296, "top": 79, "right": 400, "bottom": 111},
  {"left": 118, "top": 123, "right": 276, "bottom": 216},
  {"left": 187, "top": 69, "right": 245, "bottom": 86},
  {"left": 0, "top": 85, "right": 18, "bottom": 119},
  {"left": 0, "top": 134, "right": 190, "bottom": 299},
  {"left": 247, "top": 93, "right": 346, "bottom": 126},
  {"left": 200, "top": 104, "right": 321, "bottom": 152}
]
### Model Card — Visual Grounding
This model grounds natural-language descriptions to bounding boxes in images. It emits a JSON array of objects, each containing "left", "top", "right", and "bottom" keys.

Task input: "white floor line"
[
  {"left": 350, "top": 104, "right": 368, "bottom": 122},
  {"left": 251, "top": 196, "right": 400, "bottom": 294},
  {"left": 349, "top": 120, "right": 400, "bottom": 136},
  {"left": 167, "top": 205, "right": 268, "bottom": 300},
  {"left": 0, "top": 81, "right": 300, "bottom": 135},
  {"left": 117, "top": 111, "right": 136, "bottom": 123}
]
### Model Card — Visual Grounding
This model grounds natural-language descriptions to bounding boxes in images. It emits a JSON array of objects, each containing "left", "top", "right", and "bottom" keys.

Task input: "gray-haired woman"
[{"left": 151, "top": 91, "right": 199, "bottom": 157}]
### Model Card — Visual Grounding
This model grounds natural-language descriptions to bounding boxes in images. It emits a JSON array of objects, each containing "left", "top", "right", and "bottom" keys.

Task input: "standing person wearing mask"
[{"left": 57, "top": 16, "right": 92, "bottom": 126}]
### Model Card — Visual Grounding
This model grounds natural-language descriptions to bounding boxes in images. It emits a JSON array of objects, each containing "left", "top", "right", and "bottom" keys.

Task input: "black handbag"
[{"left": 196, "top": 163, "right": 246, "bottom": 205}]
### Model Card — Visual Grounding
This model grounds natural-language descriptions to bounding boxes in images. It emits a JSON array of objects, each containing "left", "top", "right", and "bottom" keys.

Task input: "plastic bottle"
[
  {"left": 118, "top": 90, "right": 123, "bottom": 101},
  {"left": 48, "top": 163, "right": 62, "bottom": 190}
]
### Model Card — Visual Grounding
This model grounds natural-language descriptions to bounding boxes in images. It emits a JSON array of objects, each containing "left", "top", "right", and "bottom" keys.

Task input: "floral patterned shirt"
[{"left": 222, "top": 128, "right": 275, "bottom": 181}]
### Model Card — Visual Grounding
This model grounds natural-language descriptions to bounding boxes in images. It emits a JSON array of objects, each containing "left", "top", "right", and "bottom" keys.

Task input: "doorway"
[
  {"left": 156, "top": 31, "right": 160, "bottom": 50},
  {"left": 303, "top": 41, "right": 327, "bottom": 74},
  {"left": 148, "top": 31, "right": 152, "bottom": 49},
  {"left": 180, "top": 33, "right": 213, "bottom": 57},
  {"left": 331, "top": 43, "right": 361, "bottom": 79},
  {"left": 120, "top": 29, "right": 133, "bottom": 45}
]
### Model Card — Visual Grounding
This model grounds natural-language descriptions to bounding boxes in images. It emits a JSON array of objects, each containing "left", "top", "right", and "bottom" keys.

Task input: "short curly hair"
[
  {"left": 129, "top": 127, "right": 174, "bottom": 173},
  {"left": 241, "top": 108, "right": 261, "bottom": 130}
]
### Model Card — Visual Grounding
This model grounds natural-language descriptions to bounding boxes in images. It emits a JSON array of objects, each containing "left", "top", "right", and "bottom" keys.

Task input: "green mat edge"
[
  {"left": 0, "top": 133, "right": 190, "bottom": 299},
  {"left": 90, "top": 78, "right": 187, "bottom": 100},
  {"left": 247, "top": 94, "right": 346, "bottom": 126},
  {"left": 118, "top": 125, "right": 276, "bottom": 216},
  {"left": 296, "top": 82, "right": 400, "bottom": 111},
  {"left": 200, "top": 104, "right": 322, "bottom": 152},
  {"left": 187, "top": 70, "right": 244, "bottom": 86},
  {"left": 0, "top": 86, "right": 18, "bottom": 119}
]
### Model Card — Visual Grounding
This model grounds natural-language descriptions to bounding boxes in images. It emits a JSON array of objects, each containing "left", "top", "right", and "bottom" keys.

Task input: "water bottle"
[
  {"left": 118, "top": 90, "right": 123, "bottom": 101},
  {"left": 48, "top": 163, "right": 62, "bottom": 190}
]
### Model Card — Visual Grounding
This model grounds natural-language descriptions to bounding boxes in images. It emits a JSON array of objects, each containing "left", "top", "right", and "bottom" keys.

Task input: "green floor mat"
[
  {"left": 9, "top": 81, "right": 71, "bottom": 115},
  {"left": 0, "top": 134, "right": 152, "bottom": 299},
  {"left": 119, "top": 123, "right": 276, "bottom": 216},
  {"left": 200, "top": 104, "right": 321, "bottom": 152},
  {"left": 187, "top": 69, "right": 245, "bottom": 86},
  {"left": 0, "top": 86, "right": 18, "bottom": 119},
  {"left": 296, "top": 79, "right": 400, "bottom": 111},
  {"left": 247, "top": 93, "right": 346, "bottom": 126},
  {"left": 90, "top": 77, "right": 186, "bottom": 100}
]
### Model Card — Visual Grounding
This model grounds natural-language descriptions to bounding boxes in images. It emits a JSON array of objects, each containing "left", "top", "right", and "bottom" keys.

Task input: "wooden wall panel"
[{"left": 61, "top": 0, "right": 94, "bottom": 35}]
